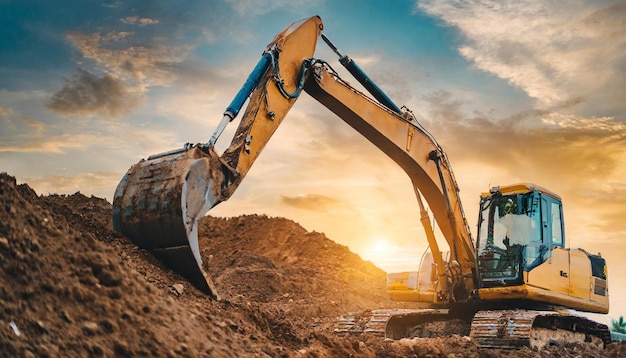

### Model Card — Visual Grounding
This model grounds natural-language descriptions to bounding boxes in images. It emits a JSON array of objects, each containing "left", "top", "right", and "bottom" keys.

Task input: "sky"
[{"left": 1, "top": 1, "right": 625, "bottom": 323}]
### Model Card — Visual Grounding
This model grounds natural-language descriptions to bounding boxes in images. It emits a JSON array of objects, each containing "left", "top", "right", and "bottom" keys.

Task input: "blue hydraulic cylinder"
[
  {"left": 224, "top": 52, "right": 273, "bottom": 119},
  {"left": 339, "top": 56, "right": 402, "bottom": 114},
  {"left": 210, "top": 52, "right": 273, "bottom": 144},
  {"left": 321, "top": 33, "right": 402, "bottom": 114}
]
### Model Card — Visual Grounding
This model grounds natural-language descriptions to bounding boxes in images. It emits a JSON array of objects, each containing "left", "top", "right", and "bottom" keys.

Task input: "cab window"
[{"left": 551, "top": 201, "right": 564, "bottom": 247}]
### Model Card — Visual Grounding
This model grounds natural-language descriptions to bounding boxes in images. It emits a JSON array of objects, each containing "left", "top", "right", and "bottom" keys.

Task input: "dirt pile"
[
  {"left": 1, "top": 172, "right": 624, "bottom": 357},
  {"left": 199, "top": 215, "right": 399, "bottom": 312},
  {"left": 0, "top": 173, "right": 290, "bottom": 357}
]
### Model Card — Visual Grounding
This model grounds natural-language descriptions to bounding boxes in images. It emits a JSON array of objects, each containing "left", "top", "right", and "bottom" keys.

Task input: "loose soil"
[{"left": 1, "top": 172, "right": 624, "bottom": 357}]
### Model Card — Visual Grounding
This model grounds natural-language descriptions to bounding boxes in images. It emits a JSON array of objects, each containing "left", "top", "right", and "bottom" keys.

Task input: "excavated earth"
[{"left": 1, "top": 172, "right": 625, "bottom": 357}]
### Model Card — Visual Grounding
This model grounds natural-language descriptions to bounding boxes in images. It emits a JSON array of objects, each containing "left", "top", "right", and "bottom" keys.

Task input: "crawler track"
[
  {"left": 336, "top": 308, "right": 459, "bottom": 338},
  {"left": 470, "top": 310, "right": 611, "bottom": 350}
]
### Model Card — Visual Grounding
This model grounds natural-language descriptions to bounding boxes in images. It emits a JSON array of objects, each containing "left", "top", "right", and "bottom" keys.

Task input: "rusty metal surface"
[
  {"left": 470, "top": 310, "right": 537, "bottom": 349},
  {"left": 113, "top": 146, "right": 224, "bottom": 299}
]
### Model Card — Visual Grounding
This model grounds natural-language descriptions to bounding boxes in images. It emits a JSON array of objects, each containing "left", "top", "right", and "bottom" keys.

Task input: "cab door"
[
  {"left": 569, "top": 249, "right": 591, "bottom": 300},
  {"left": 526, "top": 196, "right": 568, "bottom": 295}
]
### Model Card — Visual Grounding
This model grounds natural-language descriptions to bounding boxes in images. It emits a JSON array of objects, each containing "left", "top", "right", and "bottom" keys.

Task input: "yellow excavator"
[{"left": 112, "top": 16, "right": 610, "bottom": 349}]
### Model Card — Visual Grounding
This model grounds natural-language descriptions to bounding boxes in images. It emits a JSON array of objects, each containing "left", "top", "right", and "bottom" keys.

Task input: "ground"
[{"left": 1, "top": 172, "right": 624, "bottom": 357}]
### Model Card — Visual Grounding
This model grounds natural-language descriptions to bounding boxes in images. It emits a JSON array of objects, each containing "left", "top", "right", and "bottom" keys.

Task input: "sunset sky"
[{"left": 1, "top": 1, "right": 625, "bottom": 323}]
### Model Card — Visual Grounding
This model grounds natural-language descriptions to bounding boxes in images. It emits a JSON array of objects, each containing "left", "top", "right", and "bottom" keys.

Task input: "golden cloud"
[
  {"left": 0, "top": 133, "right": 99, "bottom": 154},
  {"left": 280, "top": 194, "right": 341, "bottom": 211}
]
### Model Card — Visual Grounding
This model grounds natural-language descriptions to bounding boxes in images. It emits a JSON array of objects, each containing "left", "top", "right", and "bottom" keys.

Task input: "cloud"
[
  {"left": 0, "top": 101, "right": 180, "bottom": 157},
  {"left": 201, "top": 28, "right": 216, "bottom": 42},
  {"left": 0, "top": 133, "right": 101, "bottom": 154},
  {"left": 0, "top": 105, "right": 13, "bottom": 117},
  {"left": 350, "top": 55, "right": 380, "bottom": 67},
  {"left": 579, "top": 182, "right": 626, "bottom": 233},
  {"left": 66, "top": 30, "right": 191, "bottom": 87},
  {"left": 225, "top": 0, "right": 320, "bottom": 16},
  {"left": 21, "top": 116, "right": 46, "bottom": 133},
  {"left": 280, "top": 194, "right": 341, "bottom": 211},
  {"left": 423, "top": 90, "right": 626, "bottom": 185},
  {"left": 102, "top": 1, "right": 122, "bottom": 9},
  {"left": 417, "top": 1, "right": 626, "bottom": 109},
  {"left": 120, "top": 16, "right": 159, "bottom": 26},
  {"left": 47, "top": 69, "right": 143, "bottom": 118},
  {"left": 20, "top": 172, "right": 121, "bottom": 200},
  {"left": 50, "top": 28, "right": 197, "bottom": 118}
]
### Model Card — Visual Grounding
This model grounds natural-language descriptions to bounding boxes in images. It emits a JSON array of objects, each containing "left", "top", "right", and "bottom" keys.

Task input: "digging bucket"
[{"left": 113, "top": 145, "right": 224, "bottom": 299}]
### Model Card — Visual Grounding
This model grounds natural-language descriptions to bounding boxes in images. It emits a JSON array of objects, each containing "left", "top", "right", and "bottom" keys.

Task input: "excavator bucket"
[
  {"left": 113, "top": 146, "right": 224, "bottom": 299},
  {"left": 112, "top": 16, "right": 323, "bottom": 299}
]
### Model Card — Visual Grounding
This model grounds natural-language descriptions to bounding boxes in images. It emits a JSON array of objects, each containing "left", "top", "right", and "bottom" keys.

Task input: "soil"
[{"left": 1, "top": 172, "right": 624, "bottom": 357}]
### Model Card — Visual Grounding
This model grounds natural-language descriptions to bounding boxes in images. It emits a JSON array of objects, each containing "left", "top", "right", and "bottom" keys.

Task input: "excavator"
[{"left": 112, "top": 16, "right": 611, "bottom": 350}]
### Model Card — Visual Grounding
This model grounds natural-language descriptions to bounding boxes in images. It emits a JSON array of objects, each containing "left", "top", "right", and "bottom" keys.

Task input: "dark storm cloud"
[{"left": 47, "top": 69, "right": 142, "bottom": 118}]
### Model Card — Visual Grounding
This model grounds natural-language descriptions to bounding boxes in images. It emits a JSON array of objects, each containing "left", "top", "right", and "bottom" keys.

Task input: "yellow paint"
[
  {"left": 481, "top": 183, "right": 561, "bottom": 201},
  {"left": 527, "top": 247, "right": 569, "bottom": 294},
  {"left": 569, "top": 248, "right": 592, "bottom": 300},
  {"left": 387, "top": 289, "right": 435, "bottom": 303},
  {"left": 406, "top": 125, "right": 414, "bottom": 151},
  {"left": 477, "top": 283, "right": 608, "bottom": 314}
]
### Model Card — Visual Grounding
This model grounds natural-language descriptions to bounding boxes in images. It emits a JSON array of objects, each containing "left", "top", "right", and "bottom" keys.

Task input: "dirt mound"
[
  {"left": 0, "top": 173, "right": 295, "bottom": 357},
  {"left": 1, "top": 172, "right": 624, "bottom": 357},
  {"left": 199, "top": 215, "right": 397, "bottom": 313}
]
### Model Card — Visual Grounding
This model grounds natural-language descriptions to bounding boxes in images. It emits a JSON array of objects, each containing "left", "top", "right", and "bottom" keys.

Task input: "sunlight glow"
[{"left": 358, "top": 237, "right": 422, "bottom": 273}]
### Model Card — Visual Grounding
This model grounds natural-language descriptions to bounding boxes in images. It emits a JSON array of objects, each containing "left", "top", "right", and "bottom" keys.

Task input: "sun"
[
  {"left": 371, "top": 239, "right": 390, "bottom": 254},
  {"left": 359, "top": 237, "right": 424, "bottom": 272},
  {"left": 360, "top": 237, "right": 394, "bottom": 265}
]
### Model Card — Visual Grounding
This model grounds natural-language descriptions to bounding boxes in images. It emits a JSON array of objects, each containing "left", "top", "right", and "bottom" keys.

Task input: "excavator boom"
[{"left": 303, "top": 62, "right": 476, "bottom": 297}]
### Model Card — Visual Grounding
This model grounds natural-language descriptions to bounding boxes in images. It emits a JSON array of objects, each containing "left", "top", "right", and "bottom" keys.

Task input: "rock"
[
  {"left": 60, "top": 310, "right": 73, "bottom": 323},
  {"left": 36, "top": 320, "right": 48, "bottom": 333},
  {"left": 172, "top": 284, "right": 184, "bottom": 295},
  {"left": 81, "top": 321, "right": 99, "bottom": 336}
]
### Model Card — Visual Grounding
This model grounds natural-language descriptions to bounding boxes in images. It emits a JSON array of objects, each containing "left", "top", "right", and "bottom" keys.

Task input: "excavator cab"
[
  {"left": 475, "top": 184, "right": 608, "bottom": 315},
  {"left": 476, "top": 184, "right": 558, "bottom": 287}
]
